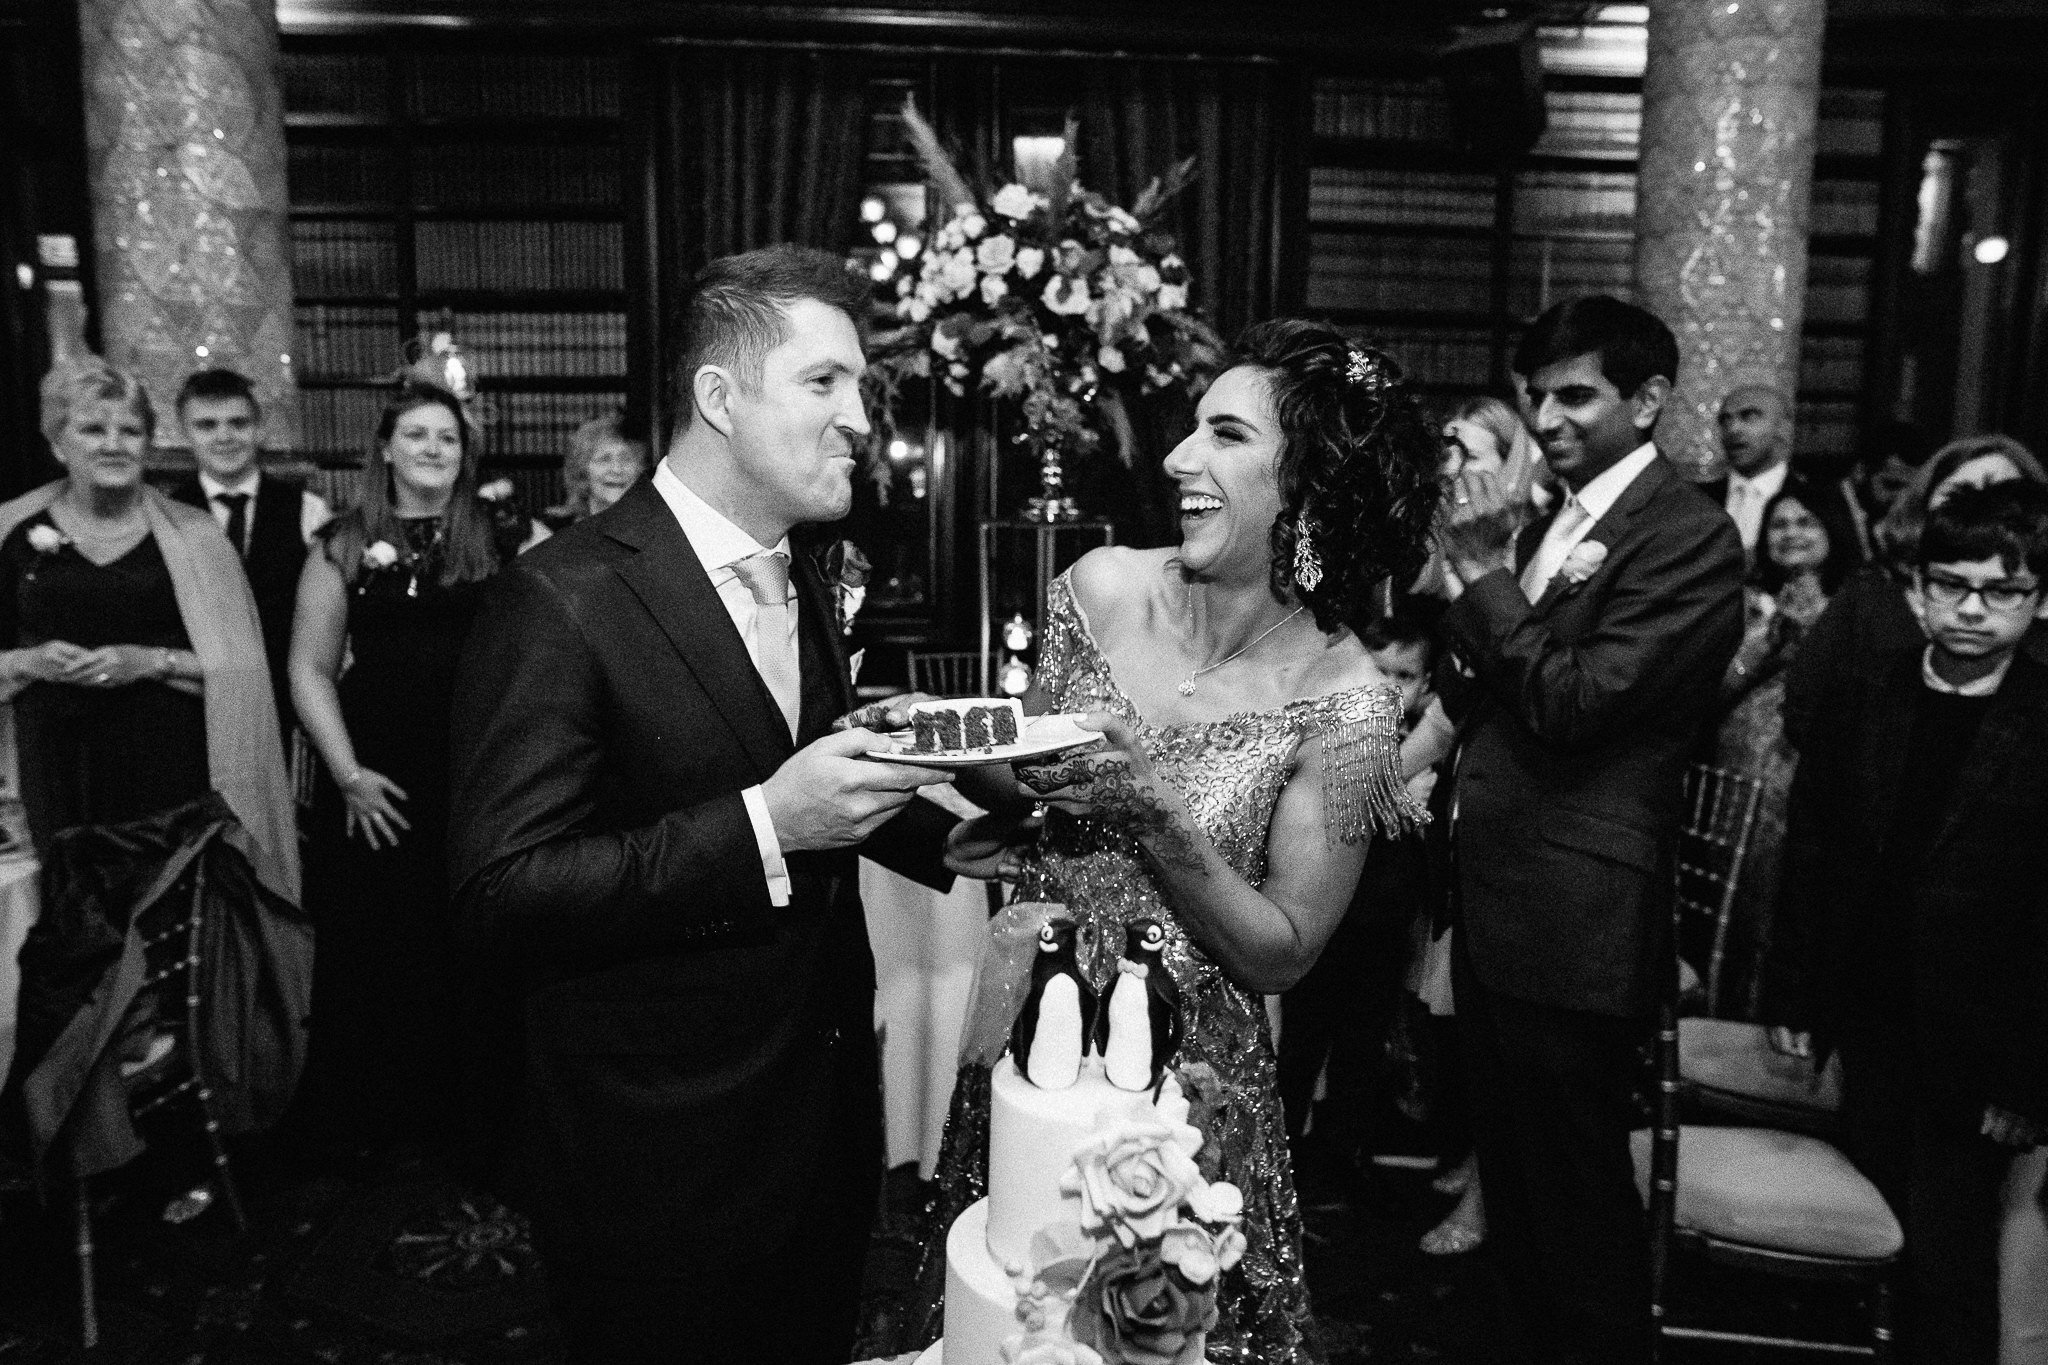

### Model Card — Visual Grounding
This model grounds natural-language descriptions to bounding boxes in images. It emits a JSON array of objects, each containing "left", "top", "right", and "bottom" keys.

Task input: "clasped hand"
[
  {"left": 764, "top": 727, "right": 953, "bottom": 853},
  {"left": 1438, "top": 468, "right": 1521, "bottom": 585},
  {"left": 17, "top": 640, "right": 158, "bottom": 688}
]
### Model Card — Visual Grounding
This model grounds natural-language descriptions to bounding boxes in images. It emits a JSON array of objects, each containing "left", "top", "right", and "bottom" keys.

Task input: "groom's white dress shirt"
[{"left": 652, "top": 459, "right": 796, "bottom": 907}]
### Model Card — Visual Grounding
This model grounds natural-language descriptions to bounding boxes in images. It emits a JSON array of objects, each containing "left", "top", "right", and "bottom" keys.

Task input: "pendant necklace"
[{"left": 1178, "top": 598, "right": 1305, "bottom": 697}]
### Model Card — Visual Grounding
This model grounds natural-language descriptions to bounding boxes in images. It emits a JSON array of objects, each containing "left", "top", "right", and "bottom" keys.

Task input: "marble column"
[
  {"left": 1633, "top": 0, "right": 1825, "bottom": 479},
  {"left": 78, "top": 0, "right": 298, "bottom": 452}
]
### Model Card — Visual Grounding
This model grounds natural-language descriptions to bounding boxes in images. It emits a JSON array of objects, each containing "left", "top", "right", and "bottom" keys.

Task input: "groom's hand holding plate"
[{"left": 764, "top": 727, "right": 955, "bottom": 852}]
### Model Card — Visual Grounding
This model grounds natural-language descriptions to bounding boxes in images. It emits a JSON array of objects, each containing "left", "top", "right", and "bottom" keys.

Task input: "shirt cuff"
[{"left": 741, "top": 784, "right": 791, "bottom": 907}]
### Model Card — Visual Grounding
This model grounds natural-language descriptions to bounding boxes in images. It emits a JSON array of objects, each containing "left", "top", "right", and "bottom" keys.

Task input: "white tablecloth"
[{"left": 863, "top": 858, "right": 988, "bottom": 1177}]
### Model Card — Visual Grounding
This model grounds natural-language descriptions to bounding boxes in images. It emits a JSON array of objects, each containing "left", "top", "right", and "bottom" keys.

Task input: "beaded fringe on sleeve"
[{"left": 1316, "top": 685, "right": 1430, "bottom": 847}]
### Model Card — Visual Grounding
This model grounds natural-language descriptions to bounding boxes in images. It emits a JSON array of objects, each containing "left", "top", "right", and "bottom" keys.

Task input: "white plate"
[{"left": 866, "top": 712, "right": 1105, "bottom": 769}]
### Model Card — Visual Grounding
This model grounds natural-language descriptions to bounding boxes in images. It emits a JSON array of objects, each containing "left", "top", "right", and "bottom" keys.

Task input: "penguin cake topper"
[
  {"left": 1096, "top": 918, "right": 1183, "bottom": 1092},
  {"left": 1010, "top": 917, "right": 1096, "bottom": 1090}
]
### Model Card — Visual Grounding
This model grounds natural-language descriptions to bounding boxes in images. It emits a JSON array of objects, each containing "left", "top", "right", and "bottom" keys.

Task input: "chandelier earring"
[{"left": 1293, "top": 513, "right": 1323, "bottom": 593}]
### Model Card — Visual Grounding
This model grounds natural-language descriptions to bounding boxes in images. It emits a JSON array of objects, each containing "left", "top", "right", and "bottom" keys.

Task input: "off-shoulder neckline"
[{"left": 1054, "top": 571, "right": 1398, "bottom": 731}]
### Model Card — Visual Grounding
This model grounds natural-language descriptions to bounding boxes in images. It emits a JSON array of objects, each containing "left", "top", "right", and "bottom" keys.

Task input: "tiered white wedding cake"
[{"left": 920, "top": 1054, "right": 1244, "bottom": 1365}]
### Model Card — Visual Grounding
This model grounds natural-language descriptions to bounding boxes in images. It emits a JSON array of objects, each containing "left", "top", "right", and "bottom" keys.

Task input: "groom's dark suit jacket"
[
  {"left": 447, "top": 480, "right": 953, "bottom": 1279},
  {"left": 1439, "top": 453, "right": 1746, "bottom": 1018}
]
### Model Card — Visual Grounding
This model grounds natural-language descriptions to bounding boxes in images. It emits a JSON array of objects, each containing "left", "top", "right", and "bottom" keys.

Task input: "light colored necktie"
[
  {"left": 731, "top": 550, "right": 800, "bottom": 741},
  {"left": 1728, "top": 479, "right": 1761, "bottom": 548},
  {"left": 1520, "top": 496, "right": 1592, "bottom": 603}
]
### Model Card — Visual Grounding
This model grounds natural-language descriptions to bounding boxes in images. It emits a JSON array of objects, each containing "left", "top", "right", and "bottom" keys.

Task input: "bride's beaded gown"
[{"left": 900, "top": 571, "right": 1421, "bottom": 1364}]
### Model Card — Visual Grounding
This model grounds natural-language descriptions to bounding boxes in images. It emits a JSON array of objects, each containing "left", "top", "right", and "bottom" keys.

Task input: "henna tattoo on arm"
[{"left": 1022, "top": 753, "right": 1207, "bottom": 875}]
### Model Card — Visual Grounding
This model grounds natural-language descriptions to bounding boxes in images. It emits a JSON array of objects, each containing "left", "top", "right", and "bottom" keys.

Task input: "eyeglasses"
[{"left": 1920, "top": 573, "right": 2043, "bottom": 612}]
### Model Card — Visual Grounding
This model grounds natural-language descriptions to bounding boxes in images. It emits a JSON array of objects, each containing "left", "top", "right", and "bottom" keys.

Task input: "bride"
[{"left": 910, "top": 319, "right": 1443, "bottom": 1362}]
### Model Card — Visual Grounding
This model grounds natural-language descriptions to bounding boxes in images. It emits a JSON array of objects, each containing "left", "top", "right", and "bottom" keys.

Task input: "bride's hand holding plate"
[{"left": 1013, "top": 714, "right": 1206, "bottom": 875}]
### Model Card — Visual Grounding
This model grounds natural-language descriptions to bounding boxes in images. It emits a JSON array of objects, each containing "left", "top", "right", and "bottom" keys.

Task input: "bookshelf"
[
  {"left": 280, "top": 44, "right": 640, "bottom": 511},
  {"left": 1300, "top": 64, "right": 1887, "bottom": 466}
]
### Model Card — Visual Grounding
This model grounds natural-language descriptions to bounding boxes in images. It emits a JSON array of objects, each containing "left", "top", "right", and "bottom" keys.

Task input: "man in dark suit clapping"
[
  {"left": 1434, "top": 297, "right": 1746, "bottom": 1365},
  {"left": 448, "top": 245, "right": 962, "bottom": 1364}
]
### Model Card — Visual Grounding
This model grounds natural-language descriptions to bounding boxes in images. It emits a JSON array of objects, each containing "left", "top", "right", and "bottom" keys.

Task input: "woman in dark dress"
[
  {"left": 0, "top": 358, "right": 300, "bottom": 1188},
  {"left": 287, "top": 381, "right": 541, "bottom": 1157}
]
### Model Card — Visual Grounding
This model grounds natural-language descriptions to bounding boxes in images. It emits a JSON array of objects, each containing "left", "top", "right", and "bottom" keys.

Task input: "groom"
[
  {"left": 1435, "top": 296, "right": 1745, "bottom": 1364},
  {"left": 448, "top": 245, "right": 959, "bottom": 1363}
]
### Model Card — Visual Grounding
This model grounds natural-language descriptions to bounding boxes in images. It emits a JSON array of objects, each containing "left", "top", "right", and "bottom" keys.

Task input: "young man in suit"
[
  {"left": 167, "top": 368, "right": 329, "bottom": 739},
  {"left": 447, "top": 246, "right": 966, "bottom": 1364},
  {"left": 1770, "top": 480, "right": 2048, "bottom": 1365},
  {"left": 1702, "top": 383, "right": 1861, "bottom": 569},
  {"left": 1434, "top": 296, "right": 1747, "bottom": 1365}
]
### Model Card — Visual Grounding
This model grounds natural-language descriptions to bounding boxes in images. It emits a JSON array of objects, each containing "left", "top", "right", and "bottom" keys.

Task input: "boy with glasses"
[{"left": 1770, "top": 478, "right": 2048, "bottom": 1365}]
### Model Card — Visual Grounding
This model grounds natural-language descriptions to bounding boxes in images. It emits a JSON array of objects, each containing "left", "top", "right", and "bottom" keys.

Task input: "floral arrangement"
[
  {"left": 1002, "top": 1104, "right": 1245, "bottom": 1365},
  {"left": 863, "top": 101, "right": 1226, "bottom": 519}
]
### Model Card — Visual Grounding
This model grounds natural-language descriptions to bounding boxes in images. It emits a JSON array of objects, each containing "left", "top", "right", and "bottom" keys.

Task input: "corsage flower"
[
  {"left": 1558, "top": 540, "right": 1608, "bottom": 586},
  {"left": 362, "top": 540, "right": 400, "bottom": 570},
  {"left": 26, "top": 523, "right": 66, "bottom": 556},
  {"left": 820, "top": 539, "right": 871, "bottom": 636},
  {"left": 478, "top": 478, "right": 514, "bottom": 502}
]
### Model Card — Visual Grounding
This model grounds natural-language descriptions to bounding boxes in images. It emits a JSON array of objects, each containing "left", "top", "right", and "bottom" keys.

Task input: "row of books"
[
  {"left": 1532, "top": 90, "right": 1640, "bottom": 160},
  {"left": 1312, "top": 79, "right": 1456, "bottom": 144},
  {"left": 411, "top": 142, "right": 624, "bottom": 208},
  {"left": 1810, "top": 179, "right": 1882, "bottom": 239},
  {"left": 1309, "top": 168, "right": 1497, "bottom": 228},
  {"left": 279, "top": 51, "right": 626, "bottom": 121},
  {"left": 1797, "top": 401, "right": 1859, "bottom": 457},
  {"left": 490, "top": 390, "right": 630, "bottom": 459},
  {"left": 415, "top": 220, "right": 626, "bottom": 293},
  {"left": 1805, "top": 254, "right": 1873, "bottom": 325},
  {"left": 295, "top": 305, "right": 402, "bottom": 379},
  {"left": 1817, "top": 90, "right": 1886, "bottom": 158},
  {"left": 435, "top": 311, "right": 629, "bottom": 378},
  {"left": 287, "top": 142, "right": 626, "bottom": 208},
  {"left": 1507, "top": 237, "right": 1635, "bottom": 317},
  {"left": 300, "top": 386, "right": 391, "bottom": 456},
  {"left": 1800, "top": 335, "right": 1866, "bottom": 394},
  {"left": 1307, "top": 234, "right": 1497, "bottom": 314},
  {"left": 293, "top": 222, "right": 399, "bottom": 296},
  {"left": 1515, "top": 169, "right": 1636, "bottom": 236}
]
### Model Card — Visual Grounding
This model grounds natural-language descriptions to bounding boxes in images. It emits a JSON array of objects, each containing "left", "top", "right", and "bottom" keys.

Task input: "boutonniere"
[
  {"left": 26, "top": 522, "right": 67, "bottom": 556},
  {"left": 1558, "top": 540, "right": 1608, "bottom": 586},
  {"left": 477, "top": 478, "right": 514, "bottom": 504},
  {"left": 818, "top": 538, "right": 872, "bottom": 637},
  {"left": 362, "top": 540, "right": 400, "bottom": 571}
]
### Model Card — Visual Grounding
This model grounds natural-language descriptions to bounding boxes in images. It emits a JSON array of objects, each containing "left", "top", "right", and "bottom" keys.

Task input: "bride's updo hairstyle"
[{"left": 1233, "top": 319, "right": 1442, "bottom": 635}]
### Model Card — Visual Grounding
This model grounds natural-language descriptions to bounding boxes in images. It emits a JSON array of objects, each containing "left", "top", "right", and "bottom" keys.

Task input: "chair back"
[
  {"left": 909, "top": 649, "right": 988, "bottom": 697},
  {"left": 1674, "top": 764, "right": 1766, "bottom": 1017}
]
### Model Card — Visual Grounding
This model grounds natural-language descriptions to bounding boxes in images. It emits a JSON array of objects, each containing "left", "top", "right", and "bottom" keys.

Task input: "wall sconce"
[
  {"left": 1001, "top": 612, "right": 1035, "bottom": 653},
  {"left": 998, "top": 655, "right": 1033, "bottom": 697}
]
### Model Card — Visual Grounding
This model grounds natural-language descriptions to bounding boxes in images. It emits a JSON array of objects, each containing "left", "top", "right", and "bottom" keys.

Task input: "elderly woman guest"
[
  {"left": 1783, "top": 434, "right": 2048, "bottom": 753},
  {"left": 0, "top": 359, "right": 302, "bottom": 1188},
  {"left": 0, "top": 360, "right": 295, "bottom": 884},
  {"left": 287, "top": 381, "right": 542, "bottom": 1159},
  {"left": 542, "top": 412, "right": 649, "bottom": 529}
]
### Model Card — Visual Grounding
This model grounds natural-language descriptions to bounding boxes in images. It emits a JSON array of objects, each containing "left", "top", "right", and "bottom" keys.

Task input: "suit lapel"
[
  {"left": 1930, "top": 652, "right": 2048, "bottom": 854},
  {"left": 1529, "top": 452, "right": 1676, "bottom": 617},
  {"left": 606, "top": 483, "right": 794, "bottom": 777}
]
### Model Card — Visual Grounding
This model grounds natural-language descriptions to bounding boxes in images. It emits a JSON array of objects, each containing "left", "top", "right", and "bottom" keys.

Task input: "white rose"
[
  {"left": 906, "top": 297, "right": 933, "bottom": 323},
  {"left": 1042, "top": 275, "right": 1092, "bottom": 316},
  {"left": 362, "top": 540, "right": 399, "bottom": 570},
  {"left": 1107, "top": 245, "right": 1140, "bottom": 267},
  {"left": 976, "top": 234, "right": 1017, "bottom": 275},
  {"left": 1015, "top": 247, "right": 1047, "bottom": 280},
  {"left": 992, "top": 184, "right": 1044, "bottom": 220},
  {"left": 1098, "top": 345, "right": 1126, "bottom": 373},
  {"left": 1131, "top": 264, "right": 1162, "bottom": 295},
  {"left": 981, "top": 275, "right": 1010, "bottom": 307},
  {"left": 941, "top": 250, "right": 979, "bottom": 299},
  {"left": 478, "top": 478, "right": 514, "bottom": 502},
  {"left": 960, "top": 213, "right": 988, "bottom": 240},
  {"left": 932, "top": 326, "right": 962, "bottom": 360},
  {"left": 1156, "top": 283, "right": 1189, "bottom": 312},
  {"left": 26, "top": 524, "right": 64, "bottom": 554}
]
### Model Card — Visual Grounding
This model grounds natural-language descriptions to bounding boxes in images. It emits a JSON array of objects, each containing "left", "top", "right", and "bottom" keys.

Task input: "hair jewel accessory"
[
  {"left": 1293, "top": 512, "right": 1323, "bottom": 593},
  {"left": 1345, "top": 346, "right": 1393, "bottom": 396}
]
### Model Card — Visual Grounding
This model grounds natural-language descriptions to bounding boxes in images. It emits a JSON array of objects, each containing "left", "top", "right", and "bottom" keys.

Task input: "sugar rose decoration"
[
  {"left": 1064, "top": 1120, "right": 1205, "bottom": 1248},
  {"left": 1070, "top": 1242, "right": 1219, "bottom": 1365}
]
